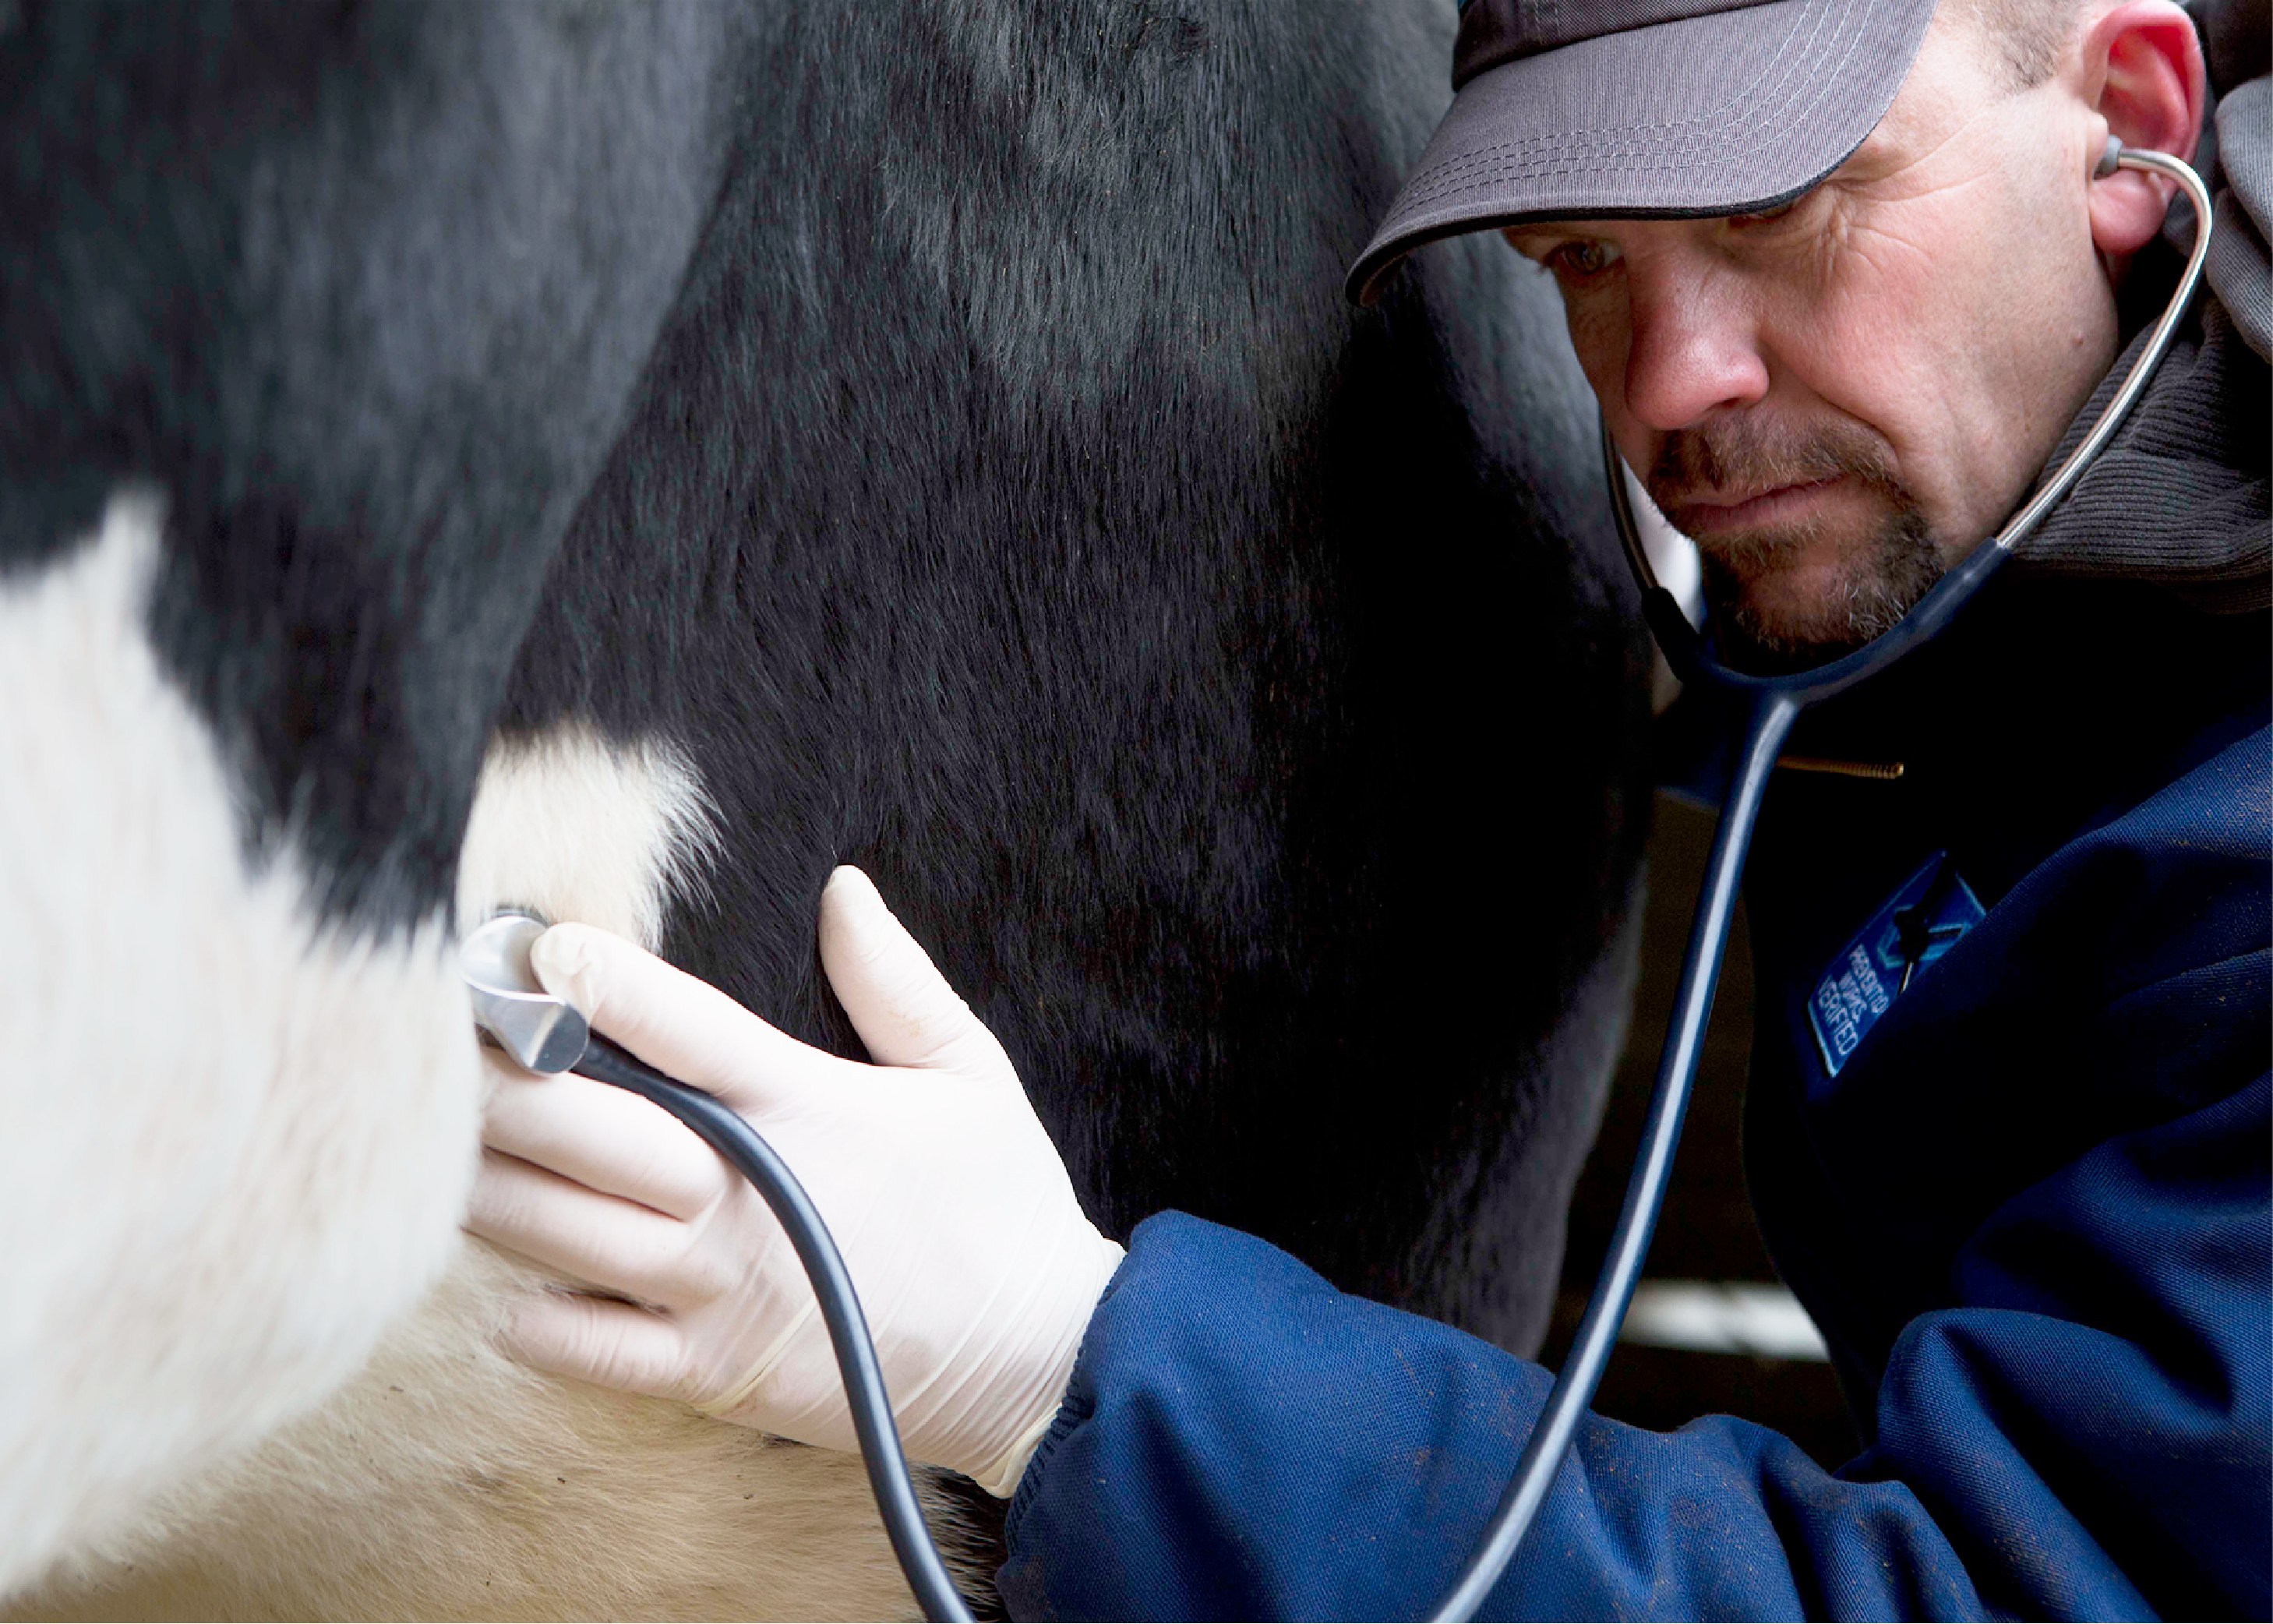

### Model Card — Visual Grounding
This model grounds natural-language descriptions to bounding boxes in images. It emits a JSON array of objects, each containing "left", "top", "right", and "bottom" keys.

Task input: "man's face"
[{"left": 1507, "top": 9, "right": 2122, "bottom": 664}]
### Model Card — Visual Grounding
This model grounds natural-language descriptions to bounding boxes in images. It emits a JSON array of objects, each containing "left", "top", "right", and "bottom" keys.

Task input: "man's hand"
[{"left": 465, "top": 866, "right": 1124, "bottom": 1497}]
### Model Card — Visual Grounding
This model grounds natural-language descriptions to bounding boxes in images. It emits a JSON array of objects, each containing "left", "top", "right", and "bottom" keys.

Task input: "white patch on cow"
[
  {"left": 11, "top": 722, "right": 975, "bottom": 1621},
  {"left": 454, "top": 722, "right": 720, "bottom": 947},
  {"left": 0, "top": 493, "right": 483, "bottom": 1598}
]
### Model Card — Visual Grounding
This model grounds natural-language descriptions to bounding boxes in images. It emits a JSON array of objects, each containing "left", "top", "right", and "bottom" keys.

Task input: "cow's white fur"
[
  {"left": 0, "top": 495, "right": 482, "bottom": 1596},
  {"left": 454, "top": 723, "right": 721, "bottom": 956},
  {"left": 11, "top": 722, "right": 966, "bottom": 1620}
]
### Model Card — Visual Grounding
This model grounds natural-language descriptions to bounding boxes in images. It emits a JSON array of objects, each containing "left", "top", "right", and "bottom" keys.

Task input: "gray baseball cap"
[{"left": 1347, "top": 0, "right": 1939, "bottom": 305}]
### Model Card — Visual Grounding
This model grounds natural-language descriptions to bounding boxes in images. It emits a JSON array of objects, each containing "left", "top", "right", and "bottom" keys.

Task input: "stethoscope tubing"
[
  {"left": 1428, "top": 143, "right": 2212, "bottom": 1621},
  {"left": 1427, "top": 685, "right": 1798, "bottom": 1621},
  {"left": 571, "top": 1033, "right": 980, "bottom": 1623}
]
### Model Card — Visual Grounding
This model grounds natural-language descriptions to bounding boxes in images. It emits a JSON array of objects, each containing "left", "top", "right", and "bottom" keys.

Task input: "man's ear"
[{"left": 2080, "top": 0, "right": 2208, "bottom": 257}]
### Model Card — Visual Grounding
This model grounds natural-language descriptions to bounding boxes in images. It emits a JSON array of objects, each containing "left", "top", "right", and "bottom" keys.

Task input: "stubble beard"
[{"left": 1648, "top": 418, "right": 1947, "bottom": 673}]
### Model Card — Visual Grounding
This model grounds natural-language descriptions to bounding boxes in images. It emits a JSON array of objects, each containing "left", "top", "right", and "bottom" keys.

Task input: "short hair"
[{"left": 1943, "top": 0, "right": 2090, "bottom": 87}]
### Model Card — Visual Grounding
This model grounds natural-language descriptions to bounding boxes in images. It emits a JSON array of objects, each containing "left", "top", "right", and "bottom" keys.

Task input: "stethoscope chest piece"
[{"left": 461, "top": 912, "right": 590, "bottom": 1075}]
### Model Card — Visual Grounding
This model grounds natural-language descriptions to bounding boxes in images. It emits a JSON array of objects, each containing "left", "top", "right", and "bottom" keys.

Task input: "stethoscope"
[
  {"left": 462, "top": 141, "right": 2209, "bottom": 1624},
  {"left": 1432, "top": 138, "right": 2213, "bottom": 1620}
]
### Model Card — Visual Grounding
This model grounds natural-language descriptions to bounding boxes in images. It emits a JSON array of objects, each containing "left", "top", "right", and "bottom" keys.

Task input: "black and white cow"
[{"left": 2, "top": 2, "right": 1648, "bottom": 1615}]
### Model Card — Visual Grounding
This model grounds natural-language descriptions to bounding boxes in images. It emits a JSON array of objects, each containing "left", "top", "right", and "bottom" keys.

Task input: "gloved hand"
[{"left": 464, "top": 866, "right": 1125, "bottom": 1497}]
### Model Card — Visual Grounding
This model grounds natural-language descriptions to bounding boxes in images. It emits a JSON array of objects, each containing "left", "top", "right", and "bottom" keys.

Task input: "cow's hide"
[
  {"left": 2, "top": 0, "right": 1648, "bottom": 1618},
  {"left": 510, "top": 0, "right": 1650, "bottom": 1336},
  {"left": 1, "top": 1, "right": 768, "bottom": 1591}
]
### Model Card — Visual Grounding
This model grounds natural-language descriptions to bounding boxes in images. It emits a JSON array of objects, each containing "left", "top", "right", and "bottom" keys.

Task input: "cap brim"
[{"left": 1348, "top": 0, "right": 1936, "bottom": 305}]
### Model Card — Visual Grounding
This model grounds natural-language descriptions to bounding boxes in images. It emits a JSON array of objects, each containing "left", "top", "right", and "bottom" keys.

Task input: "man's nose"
[{"left": 1620, "top": 259, "right": 1770, "bottom": 432}]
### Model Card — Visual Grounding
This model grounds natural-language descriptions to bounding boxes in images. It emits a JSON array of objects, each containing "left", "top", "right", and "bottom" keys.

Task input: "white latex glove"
[{"left": 464, "top": 866, "right": 1124, "bottom": 1497}]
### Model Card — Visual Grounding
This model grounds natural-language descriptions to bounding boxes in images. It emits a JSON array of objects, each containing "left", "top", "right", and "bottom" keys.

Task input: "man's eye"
[{"left": 1548, "top": 239, "right": 1622, "bottom": 279}]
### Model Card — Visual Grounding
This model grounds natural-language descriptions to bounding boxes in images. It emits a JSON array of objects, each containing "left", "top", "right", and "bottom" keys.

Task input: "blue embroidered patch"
[{"left": 1807, "top": 851, "right": 1985, "bottom": 1079}]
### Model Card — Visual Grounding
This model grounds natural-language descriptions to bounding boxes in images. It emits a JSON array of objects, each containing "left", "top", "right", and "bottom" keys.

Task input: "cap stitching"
[
  {"left": 1383, "top": 143, "right": 1809, "bottom": 221},
  {"left": 1475, "top": 0, "right": 1834, "bottom": 146},
  {"left": 1405, "top": 0, "right": 1852, "bottom": 182},
  {"left": 1385, "top": 3, "right": 1874, "bottom": 217},
  {"left": 1415, "top": 0, "right": 1853, "bottom": 178}
]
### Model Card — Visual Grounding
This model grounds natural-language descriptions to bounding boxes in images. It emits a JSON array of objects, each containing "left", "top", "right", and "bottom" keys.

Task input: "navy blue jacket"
[{"left": 998, "top": 565, "right": 2269, "bottom": 1619}]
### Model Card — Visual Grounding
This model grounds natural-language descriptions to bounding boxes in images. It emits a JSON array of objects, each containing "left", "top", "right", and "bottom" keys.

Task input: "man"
[{"left": 468, "top": 0, "right": 2268, "bottom": 1615}]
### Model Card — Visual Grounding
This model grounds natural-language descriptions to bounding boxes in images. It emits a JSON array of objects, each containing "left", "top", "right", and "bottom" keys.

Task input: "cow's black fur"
[
  {"left": 3, "top": 0, "right": 1647, "bottom": 1580},
  {"left": 502, "top": 1, "right": 1651, "bottom": 1345},
  {"left": 1, "top": 0, "right": 768, "bottom": 925}
]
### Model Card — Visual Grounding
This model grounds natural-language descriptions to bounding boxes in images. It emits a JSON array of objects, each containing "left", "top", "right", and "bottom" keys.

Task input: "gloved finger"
[
  {"left": 464, "top": 1147, "right": 726, "bottom": 1311},
  {"left": 482, "top": 1063, "right": 731, "bottom": 1223},
  {"left": 529, "top": 922, "right": 862, "bottom": 1120},
  {"left": 500, "top": 1288, "right": 693, "bottom": 1403},
  {"left": 817, "top": 865, "right": 1008, "bottom": 1075}
]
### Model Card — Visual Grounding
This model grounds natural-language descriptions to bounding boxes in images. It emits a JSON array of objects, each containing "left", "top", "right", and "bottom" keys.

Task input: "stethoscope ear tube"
[
  {"left": 1435, "top": 144, "right": 2212, "bottom": 1620},
  {"left": 1428, "top": 687, "right": 1798, "bottom": 1621},
  {"left": 1601, "top": 430, "right": 1713, "bottom": 686}
]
